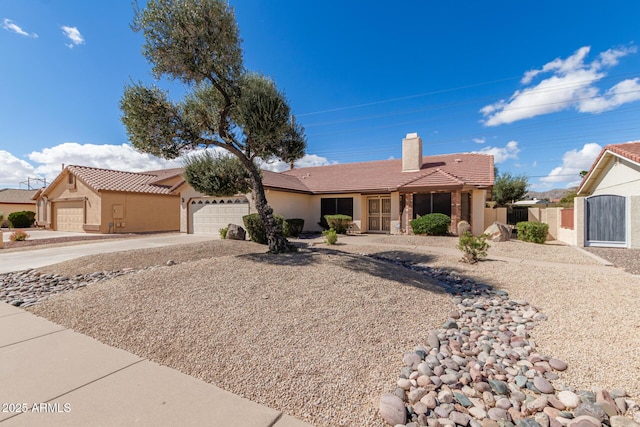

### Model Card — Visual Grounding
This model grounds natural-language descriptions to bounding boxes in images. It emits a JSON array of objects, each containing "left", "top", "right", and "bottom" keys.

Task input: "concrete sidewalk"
[{"left": 0, "top": 302, "right": 310, "bottom": 426}]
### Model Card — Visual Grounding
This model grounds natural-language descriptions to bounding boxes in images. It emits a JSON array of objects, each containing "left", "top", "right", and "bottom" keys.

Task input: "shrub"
[
  {"left": 410, "top": 213, "right": 451, "bottom": 236},
  {"left": 516, "top": 221, "right": 549, "bottom": 244},
  {"left": 8, "top": 211, "right": 35, "bottom": 228},
  {"left": 9, "top": 229, "right": 29, "bottom": 241},
  {"left": 323, "top": 228, "right": 338, "bottom": 245},
  {"left": 219, "top": 226, "right": 228, "bottom": 239},
  {"left": 242, "top": 213, "right": 288, "bottom": 245},
  {"left": 457, "top": 232, "right": 490, "bottom": 264},
  {"left": 324, "top": 214, "right": 352, "bottom": 234},
  {"left": 286, "top": 218, "right": 304, "bottom": 237}
]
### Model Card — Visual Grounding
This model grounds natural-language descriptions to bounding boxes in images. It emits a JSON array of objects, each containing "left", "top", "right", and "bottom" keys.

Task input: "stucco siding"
[
  {"left": 471, "top": 189, "right": 487, "bottom": 235},
  {"left": 100, "top": 192, "right": 179, "bottom": 233},
  {"left": 631, "top": 196, "right": 640, "bottom": 248},
  {"left": 591, "top": 158, "right": 640, "bottom": 197},
  {"left": 45, "top": 176, "right": 101, "bottom": 231},
  {"left": 0, "top": 203, "right": 36, "bottom": 225},
  {"left": 265, "top": 190, "right": 314, "bottom": 228}
]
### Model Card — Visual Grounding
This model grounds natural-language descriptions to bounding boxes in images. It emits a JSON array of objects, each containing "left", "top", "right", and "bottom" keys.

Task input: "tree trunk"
[{"left": 247, "top": 165, "right": 296, "bottom": 253}]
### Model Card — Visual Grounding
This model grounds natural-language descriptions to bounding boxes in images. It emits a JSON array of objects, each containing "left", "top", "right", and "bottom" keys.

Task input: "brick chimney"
[{"left": 402, "top": 132, "right": 423, "bottom": 172}]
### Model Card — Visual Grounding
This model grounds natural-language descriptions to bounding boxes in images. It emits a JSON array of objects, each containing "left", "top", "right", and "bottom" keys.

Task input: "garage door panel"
[
  {"left": 54, "top": 201, "right": 84, "bottom": 232},
  {"left": 190, "top": 197, "right": 249, "bottom": 235}
]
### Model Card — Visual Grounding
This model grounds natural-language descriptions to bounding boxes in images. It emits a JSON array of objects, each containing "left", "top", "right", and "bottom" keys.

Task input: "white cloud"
[
  {"left": 0, "top": 143, "right": 334, "bottom": 188},
  {"left": 2, "top": 18, "right": 37, "bottom": 38},
  {"left": 472, "top": 140, "right": 520, "bottom": 164},
  {"left": 540, "top": 143, "right": 602, "bottom": 186},
  {"left": 0, "top": 150, "right": 38, "bottom": 187},
  {"left": 27, "top": 143, "right": 181, "bottom": 182},
  {"left": 61, "top": 25, "right": 84, "bottom": 48},
  {"left": 258, "top": 154, "right": 334, "bottom": 172},
  {"left": 472, "top": 137, "right": 486, "bottom": 144},
  {"left": 481, "top": 45, "right": 639, "bottom": 126}
]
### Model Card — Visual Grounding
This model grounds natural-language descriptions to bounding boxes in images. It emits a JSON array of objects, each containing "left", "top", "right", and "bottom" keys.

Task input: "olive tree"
[{"left": 120, "top": 0, "right": 305, "bottom": 253}]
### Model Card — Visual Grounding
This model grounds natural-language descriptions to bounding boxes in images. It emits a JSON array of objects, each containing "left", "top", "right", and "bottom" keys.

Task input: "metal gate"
[
  {"left": 585, "top": 195, "right": 626, "bottom": 247},
  {"left": 507, "top": 207, "right": 529, "bottom": 226}
]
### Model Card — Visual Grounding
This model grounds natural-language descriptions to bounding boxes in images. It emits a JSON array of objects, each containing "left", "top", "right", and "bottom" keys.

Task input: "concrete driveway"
[
  {"left": 1, "top": 229, "right": 91, "bottom": 242},
  {"left": 0, "top": 233, "right": 217, "bottom": 274}
]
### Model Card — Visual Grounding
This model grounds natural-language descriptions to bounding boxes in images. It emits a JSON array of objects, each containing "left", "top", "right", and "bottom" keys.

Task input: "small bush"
[
  {"left": 242, "top": 213, "right": 288, "bottom": 245},
  {"left": 323, "top": 228, "right": 338, "bottom": 245},
  {"left": 516, "top": 221, "right": 549, "bottom": 244},
  {"left": 9, "top": 229, "right": 29, "bottom": 241},
  {"left": 324, "top": 214, "right": 352, "bottom": 234},
  {"left": 8, "top": 211, "right": 35, "bottom": 228},
  {"left": 219, "top": 226, "right": 228, "bottom": 239},
  {"left": 410, "top": 213, "right": 451, "bottom": 236},
  {"left": 286, "top": 218, "right": 304, "bottom": 237},
  {"left": 457, "top": 231, "right": 490, "bottom": 264}
]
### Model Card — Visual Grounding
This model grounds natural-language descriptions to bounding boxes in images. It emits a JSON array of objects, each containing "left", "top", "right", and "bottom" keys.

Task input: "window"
[
  {"left": 321, "top": 197, "right": 353, "bottom": 217},
  {"left": 413, "top": 193, "right": 451, "bottom": 218}
]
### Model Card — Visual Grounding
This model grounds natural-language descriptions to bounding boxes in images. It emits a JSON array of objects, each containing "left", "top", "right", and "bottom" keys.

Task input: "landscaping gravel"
[
  {"left": 583, "top": 247, "right": 640, "bottom": 275},
  {"left": 18, "top": 235, "right": 640, "bottom": 426}
]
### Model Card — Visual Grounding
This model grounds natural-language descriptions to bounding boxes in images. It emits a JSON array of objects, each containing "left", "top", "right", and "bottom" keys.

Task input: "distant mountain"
[{"left": 526, "top": 188, "right": 576, "bottom": 201}]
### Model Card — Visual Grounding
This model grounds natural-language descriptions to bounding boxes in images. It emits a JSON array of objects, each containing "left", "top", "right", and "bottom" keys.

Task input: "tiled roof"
[
  {"left": 577, "top": 141, "right": 640, "bottom": 194},
  {"left": 606, "top": 141, "right": 640, "bottom": 164},
  {"left": 281, "top": 153, "right": 494, "bottom": 194},
  {"left": 261, "top": 170, "right": 311, "bottom": 193},
  {"left": 0, "top": 189, "right": 38, "bottom": 204},
  {"left": 66, "top": 166, "right": 176, "bottom": 195}
]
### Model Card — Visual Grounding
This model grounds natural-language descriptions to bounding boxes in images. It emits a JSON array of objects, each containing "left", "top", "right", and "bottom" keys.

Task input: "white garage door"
[
  {"left": 190, "top": 196, "right": 250, "bottom": 235},
  {"left": 54, "top": 200, "right": 84, "bottom": 232}
]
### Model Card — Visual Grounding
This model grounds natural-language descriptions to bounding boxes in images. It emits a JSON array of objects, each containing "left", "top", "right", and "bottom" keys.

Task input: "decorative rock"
[
  {"left": 451, "top": 411, "right": 471, "bottom": 426},
  {"left": 496, "top": 398, "right": 512, "bottom": 410},
  {"left": 379, "top": 393, "right": 406, "bottom": 426},
  {"left": 535, "top": 412, "right": 550, "bottom": 427},
  {"left": 489, "top": 380, "right": 509, "bottom": 395},
  {"left": 518, "top": 419, "right": 541, "bottom": 427},
  {"left": 488, "top": 408, "right": 509, "bottom": 422},
  {"left": 428, "top": 332, "right": 441, "bottom": 350},
  {"left": 483, "top": 222, "right": 510, "bottom": 242},
  {"left": 533, "top": 377, "right": 554, "bottom": 394},
  {"left": 548, "top": 359, "right": 568, "bottom": 371},
  {"left": 574, "top": 403, "right": 607, "bottom": 422},
  {"left": 455, "top": 393, "right": 473, "bottom": 408},
  {"left": 421, "top": 392, "right": 438, "bottom": 409},
  {"left": 482, "top": 420, "right": 500, "bottom": 427},
  {"left": 225, "top": 224, "right": 246, "bottom": 240},
  {"left": 567, "top": 415, "right": 601, "bottom": 427},
  {"left": 558, "top": 391, "right": 582, "bottom": 409},
  {"left": 404, "top": 352, "right": 423, "bottom": 369},
  {"left": 413, "top": 401, "right": 429, "bottom": 415},
  {"left": 408, "top": 388, "right": 429, "bottom": 403},
  {"left": 398, "top": 378, "right": 412, "bottom": 390},
  {"left": 441, "top": 374, "right": 459, "bottom": 385},
  {"left": 595, "top": 402, "right": 618, "bottom": 418}
]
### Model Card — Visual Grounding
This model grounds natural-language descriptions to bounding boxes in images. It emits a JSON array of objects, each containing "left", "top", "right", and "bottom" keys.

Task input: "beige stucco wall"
[
  {"left": 100, "top": 192, "right": 179, "bottom": 234},
  {"left": 590, "top": 157, "right": 640, "bottom": 197},
  {"left": 265, "top": 190, "right": 314, "bottom": 228},
  {"left": 574, "top": 197, "right": 585, "bottom": 247},
  {"left": 484, "top": 207, "right": 507, "bottom": 230},
  {"left": 42, "top": 175, "right": 101, "bottom": 230},
  {"left": 0, "top": 203, "right": 36, "bottom": 226},
  {"left": 471, "top": 190, "right": 487, "bottom": 235}
]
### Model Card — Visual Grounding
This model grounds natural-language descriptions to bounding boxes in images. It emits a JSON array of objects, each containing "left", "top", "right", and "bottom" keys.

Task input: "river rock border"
[{"left": 369, "top": 254, "right": 640, "bottom": 427}]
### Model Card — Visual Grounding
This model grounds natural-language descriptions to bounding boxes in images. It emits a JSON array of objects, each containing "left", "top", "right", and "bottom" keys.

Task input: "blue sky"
[{"left": 2, "top": 1, "right": 640, "bottom": 191}]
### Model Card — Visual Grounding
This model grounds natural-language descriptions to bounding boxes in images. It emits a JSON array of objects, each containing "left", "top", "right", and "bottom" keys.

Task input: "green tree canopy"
[
  {"left": 492, "top": 172, "right": 529, "bottom": 206},
  {"left": 120, "top": 0, "right": 306, "bottom": 253},
  {"left": 183, "top": 151, "right": 251, "bottom": 197}
]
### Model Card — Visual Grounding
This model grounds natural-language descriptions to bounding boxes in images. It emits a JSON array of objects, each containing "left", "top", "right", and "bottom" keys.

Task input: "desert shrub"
[
  {"left": 9, "top": 229, "right": 29, "bottom": 241},
  {"left": 324, "top": 214, "right": 352, "bottom": 234},
  {"left": 8, "top": 211, "right": 35, "bottom": 228},
  {"left": 457, "top": 231, "right": 490, "bottom": 264},
  {"left": 242, "top": 213, "right": 288, "bottom": 245},
  {"left": 323, "top": 228, "right": 338, "bottom": 245},
  {"left": 219, "top": 226, "right": 228, "bottom": 239},
  {"left": 286, "top": 218, "right": 304, "bottom": 237},
  {"left": 516, "top": 221, "right": 549, "bottom": 244},
  {"left": 410, "top": 213, "right": 451, "bottom": 236}
]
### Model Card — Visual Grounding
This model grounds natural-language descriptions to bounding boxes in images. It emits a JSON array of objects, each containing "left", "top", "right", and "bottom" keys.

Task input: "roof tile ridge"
[
  {"left": 398, "top": 168, "right": 441, "bottom": 188},
  {"left": 270, "top": 170, "right": 312, "bottom": 192},
  {"left": 434, "top": 168, "right": 466, "bottom": 185}
]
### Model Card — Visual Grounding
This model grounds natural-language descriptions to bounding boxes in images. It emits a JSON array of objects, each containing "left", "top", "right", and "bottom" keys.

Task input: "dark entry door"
[{"left": 585, "top": 195, "right": 626, "bottom": 247}]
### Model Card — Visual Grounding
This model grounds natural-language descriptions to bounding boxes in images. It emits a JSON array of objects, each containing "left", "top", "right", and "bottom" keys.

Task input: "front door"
[{"left": 368, "top": 197, "right": 391, "bottom": 232}]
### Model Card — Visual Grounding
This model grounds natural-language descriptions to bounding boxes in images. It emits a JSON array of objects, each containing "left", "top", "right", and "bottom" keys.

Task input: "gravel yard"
[{"left": 24, "top": 235, "right": 640, "bottom": 426}]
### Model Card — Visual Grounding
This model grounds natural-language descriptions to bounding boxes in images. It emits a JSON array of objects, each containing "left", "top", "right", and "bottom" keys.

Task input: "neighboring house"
[
  {"left": 575, "top": 141, "right": 640, "bottom": 248},
  {"left": 0, "top": 189, "right": 37, "bottom": 226},
  {"left": 512, "top": 198, "right": 550, "bottom": 206},
  {"left": 33, "top": 166, "right": 181, "bottom": 233},
  {"left": 176, "top": 133, "right": 495, "bottom": 236}
]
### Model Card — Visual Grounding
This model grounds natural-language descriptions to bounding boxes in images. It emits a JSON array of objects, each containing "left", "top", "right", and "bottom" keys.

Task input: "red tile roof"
[
  {"left": 606, "top": 141, "right": 640, "bottom": 164},
  {"left": 0, "top": 189, "right": 38, "bottom": 204},
  {"left": 281, "top": 153, "right": 494, "bottom": 194},
  {"left": 261, "top": 170, "right": 311, "bottom": 193},
  {"left": 65, "top": 166, "right": 176, "bottom": 195}
]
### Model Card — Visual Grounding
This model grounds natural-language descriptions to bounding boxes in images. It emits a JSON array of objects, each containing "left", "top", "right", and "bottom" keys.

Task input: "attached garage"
[
  {"left": 189, "top": 196, "right": 250, "bottom": 235},
  {"left": 54, "top": 200, "right": 85, "bottom": 232}
]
